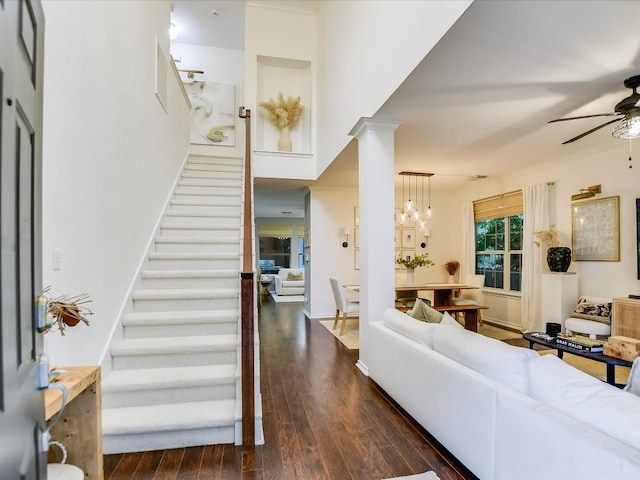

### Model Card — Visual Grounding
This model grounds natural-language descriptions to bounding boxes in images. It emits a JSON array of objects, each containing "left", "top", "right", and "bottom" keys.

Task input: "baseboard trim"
[{"left": 355, "top": 360, "right": 369, "bottom": 377}]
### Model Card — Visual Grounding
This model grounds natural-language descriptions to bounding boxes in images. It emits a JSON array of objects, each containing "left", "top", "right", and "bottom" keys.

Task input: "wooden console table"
[{"left": 45, "top": 366, "right": 103, "bottom": 480}]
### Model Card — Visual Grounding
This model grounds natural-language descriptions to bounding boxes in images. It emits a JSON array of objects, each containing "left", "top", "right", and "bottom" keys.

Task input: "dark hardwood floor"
[{"left": 104, "top": 300, "right": 475, "bottom": 480}]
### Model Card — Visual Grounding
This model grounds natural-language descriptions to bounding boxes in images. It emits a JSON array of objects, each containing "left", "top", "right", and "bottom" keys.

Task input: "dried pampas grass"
[
  {"left": 42, "top": 288, "right": 93, "bottom": 336},
  {"left": 259, "top": 92, "right": 304, "bottom": 129}
]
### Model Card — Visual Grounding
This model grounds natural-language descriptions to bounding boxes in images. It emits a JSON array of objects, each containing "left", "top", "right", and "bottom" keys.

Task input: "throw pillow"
[
  {"left": 287, "top": 272, "right": 303, "bottom": 281},
  {"left": 440, "top": 311, "right": 463, "bottom": 329},
  {"left": 624, "top": 357, "right": 640, "bottom": 397},
  {"left": 570, "top": 297, "right": 612, "bottom": 325},
  {"left": 407, "top": 298, "right": 444, "bottom": 323}
]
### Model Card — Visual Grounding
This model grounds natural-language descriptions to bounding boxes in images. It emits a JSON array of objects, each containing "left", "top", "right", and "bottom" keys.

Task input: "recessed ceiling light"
[{"left": 211, "top": 9, "right": 219, "bottom": 16}]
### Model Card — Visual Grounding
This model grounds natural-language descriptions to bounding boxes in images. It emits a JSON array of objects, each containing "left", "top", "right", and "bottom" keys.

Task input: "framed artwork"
[
  {"left": 354, "top": 249, "right": 360, "bottom": 270},
  {"left": 571, "top": 195, "right": 620, "bottom": 261},
  {"left": 184, "top": 81, "right": 235, "bottom": 146},
  {"left": 394, "top": 228, "right": 400, "bottom": 249},
  {"left": 304, "top": 228, "right": 311, "bottom": 248},
  {"left": 394, "top": 209, "right": 402, "bottom": 225},
  {"left": 401, "top": 228, "right": 416, "bottom": 249},
  {"left": 354, "top": 206, "right": 359, "bottom": 227},
  {"left": 354, "top": 228, "right": 359, "bottom": 248}
]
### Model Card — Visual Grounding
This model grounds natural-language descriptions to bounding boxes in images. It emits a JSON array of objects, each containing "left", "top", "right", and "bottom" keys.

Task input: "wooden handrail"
[{"left": 239, "top": 107, "right": 255, "bottom": 447}]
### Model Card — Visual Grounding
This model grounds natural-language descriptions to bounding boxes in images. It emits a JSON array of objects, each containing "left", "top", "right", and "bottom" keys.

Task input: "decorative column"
[
  {"left": 541, "top": 272, "right": 578, "bottom": 332},
  {"left": 349, "top": 118, "right": 400, "bottom": 375}
]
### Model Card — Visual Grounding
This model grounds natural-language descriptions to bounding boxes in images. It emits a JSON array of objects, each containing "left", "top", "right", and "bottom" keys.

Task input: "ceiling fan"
[{"left": 549, "top": 75, "right": 640, "bottom": 144}]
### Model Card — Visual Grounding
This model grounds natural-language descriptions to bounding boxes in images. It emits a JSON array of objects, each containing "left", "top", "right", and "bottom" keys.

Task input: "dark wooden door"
[{"left": 0, "top": 0, "right": 46, "bottom": 478}]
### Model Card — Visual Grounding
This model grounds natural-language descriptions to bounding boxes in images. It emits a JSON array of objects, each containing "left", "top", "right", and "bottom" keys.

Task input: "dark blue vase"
[{"left": 547, "top": 247, "right": 571, "bottom": 272}]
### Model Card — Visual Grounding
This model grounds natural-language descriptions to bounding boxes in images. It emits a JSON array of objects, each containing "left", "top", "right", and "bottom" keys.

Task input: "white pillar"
[{"left": 349, "top": 118, "right": 400, "bottom": 375}]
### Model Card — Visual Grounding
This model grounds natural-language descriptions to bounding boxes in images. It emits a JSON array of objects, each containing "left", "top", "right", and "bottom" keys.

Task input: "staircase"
[{"left": 102, "top": 155, "right": 256, "bottom": 454}]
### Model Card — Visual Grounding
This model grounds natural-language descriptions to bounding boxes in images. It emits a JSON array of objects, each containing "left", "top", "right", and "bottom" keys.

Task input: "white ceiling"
[{"left": 172, "top": 0, "right": 640, "bottom": 217}]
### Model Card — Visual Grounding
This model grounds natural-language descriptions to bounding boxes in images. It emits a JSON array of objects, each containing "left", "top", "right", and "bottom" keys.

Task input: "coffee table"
[{"left": 522, "top": 333, "right": 632, "bottom": 386}]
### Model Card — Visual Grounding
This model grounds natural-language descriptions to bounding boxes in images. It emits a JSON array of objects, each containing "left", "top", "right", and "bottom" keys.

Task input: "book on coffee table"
[{"left": 555, "top": 334, "right": 605, "bottom": 352}]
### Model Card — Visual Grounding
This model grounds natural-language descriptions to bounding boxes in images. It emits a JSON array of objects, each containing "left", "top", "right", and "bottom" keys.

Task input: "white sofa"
[
  {"left": 369, "top": 308, "right": 640, "bottom": 479},
  {"left": 274, "top": 268, "right": 304, "bottom": 296}
]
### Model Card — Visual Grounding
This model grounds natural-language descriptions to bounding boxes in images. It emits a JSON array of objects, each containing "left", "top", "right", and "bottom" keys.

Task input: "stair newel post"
[{"left": 239, "top": 107, "right": 255, "bottom": 449}]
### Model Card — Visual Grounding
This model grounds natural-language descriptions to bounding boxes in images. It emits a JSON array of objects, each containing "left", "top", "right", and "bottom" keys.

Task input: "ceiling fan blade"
[
  {"left": 548, "top": 113, "right": 620, "bottom": 123},
  {"left": 562, "top": 118, "right": 622, "bottom": 144}
]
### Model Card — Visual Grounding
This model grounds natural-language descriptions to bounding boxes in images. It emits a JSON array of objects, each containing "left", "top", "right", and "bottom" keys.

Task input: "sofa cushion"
[
  {"left": 287, "top": 272, "right": 303, "bottom": 281},
  {"left": 529, "top": 354, "right": 640, "bottom": 450},
  {"left": 282, "top": 280, "right": 304, "bottom": 287},
  {"left": 407, "top": 298, "right": 443, "bottom": 323},
  {"left": 432, "top": 326, "right": 538, "bottom": 393},
  {"left": 383, "top": 308, "right": 437, "bottom": 348}
]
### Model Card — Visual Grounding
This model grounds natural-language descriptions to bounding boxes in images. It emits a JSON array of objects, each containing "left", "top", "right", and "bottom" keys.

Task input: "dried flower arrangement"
[
  {"left": 534, "top": 226, "right": 559, "bottom": 248},
  {"left": 259, "top": 92, "right": 304, "bottom": 129},
  {"left": 396, "top": 253, "right": 435, "bottom": 270},
  {"left": 444, "top": 260, "right": 460, "bottom": 276},
  {"left": 40, "top": 288, "right": 93, "bottom": 335}
]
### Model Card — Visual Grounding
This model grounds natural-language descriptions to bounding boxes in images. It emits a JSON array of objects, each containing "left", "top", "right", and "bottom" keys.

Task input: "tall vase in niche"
[
  {"left": 448, "top": 275, "right": 455, "bottom": 284},
  {"left": 406, "top": 268, "right": 415, "bottom": 284},
  {"left": 278, "top": 126, "right": 292, "bottom": 152},
  {"left": 547, "top": 247, "right": 572, "bottom": 272}
]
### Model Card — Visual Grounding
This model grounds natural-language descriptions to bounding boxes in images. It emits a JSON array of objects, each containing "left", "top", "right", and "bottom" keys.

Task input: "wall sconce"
[
  {"left": 571, "top": 184, "right": 601, "bottom": 201},
  {"left": 420, "top": 226, "right": 431, "bottom": 249},
  {"left": 339, "top": 228, "right": 349, "bottom": 248}
]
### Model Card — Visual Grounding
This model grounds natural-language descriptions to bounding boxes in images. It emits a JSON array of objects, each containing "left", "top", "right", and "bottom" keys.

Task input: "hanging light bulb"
[
  {"left": 399, "top": 210, "right": 408, "bottom": 223},
  {"left": 426, "top": 174, "right": 433, "bottom": 217}
]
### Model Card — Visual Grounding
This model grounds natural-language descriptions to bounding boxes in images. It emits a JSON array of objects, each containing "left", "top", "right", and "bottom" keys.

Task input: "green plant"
[{"left": 395, "top": 253, "right": 435, "bottom": 270}]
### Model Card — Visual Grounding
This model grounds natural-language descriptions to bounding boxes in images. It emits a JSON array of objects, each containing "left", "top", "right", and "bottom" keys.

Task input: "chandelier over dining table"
[{"left": 398, "top": 171, "right": 433, "bottom": 232}]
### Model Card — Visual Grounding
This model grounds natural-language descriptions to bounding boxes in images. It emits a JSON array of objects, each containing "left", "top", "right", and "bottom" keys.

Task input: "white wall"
[
  {"left": 308, "top": 188, "right": 360, "bottom": 318},
  {"left": 42, "top": 0, "right": 190, "bottom": 366},
  {"left": 170, "top": 42, "right": 245, "bottom": 159},
  {"left": 315, "top": 0, "right": 472, "bottom": 174}
]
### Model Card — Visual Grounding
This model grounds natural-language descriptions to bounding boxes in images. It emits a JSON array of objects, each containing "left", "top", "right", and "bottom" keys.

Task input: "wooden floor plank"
[{"left": 104, "top": 301, "right": 475, "bottom": 480}]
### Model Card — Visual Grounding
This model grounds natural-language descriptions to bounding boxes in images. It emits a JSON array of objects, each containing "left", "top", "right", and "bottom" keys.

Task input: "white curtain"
[
  {"left": 461, "top": 202, "right": 476, "bottom": 282},
  {"left": 521, "top": 184, "right": 550, "bottom": 332}
]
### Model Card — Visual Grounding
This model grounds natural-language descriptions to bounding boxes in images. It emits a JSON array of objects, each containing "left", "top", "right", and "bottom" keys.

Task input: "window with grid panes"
[{"left": 473, "top": 192, "right": 523, "bottom": 293}]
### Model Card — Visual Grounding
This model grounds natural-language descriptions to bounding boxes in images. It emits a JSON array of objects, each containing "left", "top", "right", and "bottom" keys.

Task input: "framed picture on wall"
[
  {"left": 401, "top": 229, "right": 416, "bottom": 249},
  {"left": 399, "top": 251, "right": 416, "bottom": 269},
  {"left": 354, "top": 249, "right": 360, "bottom": 270},
  {"left": 354, "top": 228, "right": 359, "bottom": 248},
  {"left": 571, "top": 195, "right": 620, "bottom": 261},
  {"left": 395, "top": 228, "right": 401, "bottom": 249},
  {"left": 354, "top": 206, "right": 359, "bottom": 227}
]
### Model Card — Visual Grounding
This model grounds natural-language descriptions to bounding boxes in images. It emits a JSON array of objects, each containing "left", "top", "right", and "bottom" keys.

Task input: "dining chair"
[
  {"left": 329, "top": 277, "right": 359, "bottom": 335},
  {"left": 452, "top": 274, "right": 485, "bottom": 326}
]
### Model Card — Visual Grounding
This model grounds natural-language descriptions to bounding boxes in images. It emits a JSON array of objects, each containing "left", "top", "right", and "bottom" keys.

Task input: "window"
[{"left": 473, "top": 191, "right": 523, "bottom": 293}]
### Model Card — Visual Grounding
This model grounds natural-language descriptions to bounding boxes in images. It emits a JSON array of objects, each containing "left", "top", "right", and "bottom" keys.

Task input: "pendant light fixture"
[{"left": 399, "top": 171, "right": 434, "bottom": 229}]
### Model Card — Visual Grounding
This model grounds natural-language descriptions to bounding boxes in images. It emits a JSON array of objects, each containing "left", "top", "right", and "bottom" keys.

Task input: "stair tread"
[
  {"left": 112, "top": 335, "right": 237, "bottom": 355},
  {"left": 124, "top": 310, "right": 238, "bottom": 325},
  {"left": 102, "top": 399, "right": 236, "bottom": 435},
  {"left": 103, "top": 365, "right": 236, "bottom": 391},
  {"left": 141, "top": 270, "right": 238, "bottom": 278},
  {"left": 134, "top": 287, "right": 237, "bottom": 298},
  {"left": 155, "top": 237, "right": 239, "bottom": 244},
  {"left": 171, "top": 198, "right": 240, "bottom": 206},
  {"left": 148, "top": 252, "right": 239, "bottom": 259},
  {"left": 164, "top": 211, "right": 239, "bottom": 218},
  {"left": 161, "top": 223, "right": 240, "bottom": 230}
]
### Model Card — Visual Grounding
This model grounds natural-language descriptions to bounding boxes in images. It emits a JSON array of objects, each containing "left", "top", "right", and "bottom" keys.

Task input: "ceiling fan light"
[{"left": 612, "top": 117, "right": 640, "bottom": 139}]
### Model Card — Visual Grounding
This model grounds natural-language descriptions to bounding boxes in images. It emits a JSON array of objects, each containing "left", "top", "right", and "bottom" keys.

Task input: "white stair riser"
[
  {"left": 185, "top": 164, "right": 241, "bottom": 173},
  {"left": 182, "top": 170, "right": 241, "bottom": 180},
  {"left": 103, "top": 382, "right": 235, "bottom": 408},
  {"left": 178, "top": 177, "right": 240, "bottom": 187},
  {"left": 174, "top": 194, "right": 240, "bottom": 204},
  {"left": 124, "top": 321, "right": 237, "bottom": 338},
  {"left": 103, "top": 426, "right": 235, "bottom": 454},
  {"left": 189, "top": 156, "right": 241, "bottom": 165},
  {"left": 162, "top": 213, "right": 239, "bottom": 227},
  {"left": 160, "top": 227, "right": 239, "bottom": 239},
  {"left": 170, "top": 204, "right": 240, "bottom": 215},
  {"left": 133, "top": 296, "right": 238, "bottom": 312},
  {"left": 148, "top": 258, "right": 239, "bottom": 270},
  {"left": 155, "top": 241, "right": 240, "bottom": 254},
  {"left": 112, "top": 349, "right": 236, "bottom": 370},
  {"left": 176, "top": 185, "right": 241, "bottom": 196},
  {"left": 141, "top": 276, "right": 238, "bottom": 289}
]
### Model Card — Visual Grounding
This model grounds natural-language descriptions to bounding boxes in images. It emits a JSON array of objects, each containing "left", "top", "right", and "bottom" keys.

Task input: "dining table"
[{"left": 394, "top": 283, "right": 478, "bottom": 308}]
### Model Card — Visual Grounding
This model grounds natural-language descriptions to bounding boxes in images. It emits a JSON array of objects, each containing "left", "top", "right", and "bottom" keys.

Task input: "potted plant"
[
  {"left": 444, "top": 260, "right": 460, "bottom": 283},
  {"left": 396, "top": 253, "right": 435, "bottom": 283},
  {"left": 259, "top": 92, "right": 304, "bottom": 152},
  {"left": 534, "top": 226, "right": 571, "bottom": 272}
]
